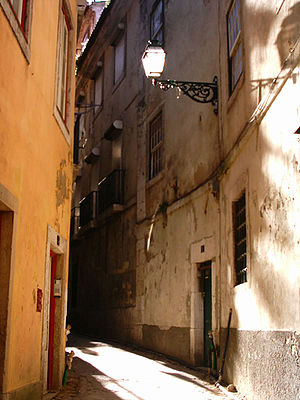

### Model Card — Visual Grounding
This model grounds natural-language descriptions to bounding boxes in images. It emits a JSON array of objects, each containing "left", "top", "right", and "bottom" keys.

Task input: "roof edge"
[{"left": 76, "top": 0, "right": 115, "bottom": 72}]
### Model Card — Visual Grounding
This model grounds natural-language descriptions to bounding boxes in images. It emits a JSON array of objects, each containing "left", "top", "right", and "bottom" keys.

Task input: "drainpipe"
[{"left": 218, "top": 307, "right": 232, "bottom": 383}]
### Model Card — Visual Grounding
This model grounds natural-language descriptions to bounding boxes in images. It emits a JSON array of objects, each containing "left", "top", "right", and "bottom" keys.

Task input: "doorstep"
[{"left": 42, "top": 391, "right": 59, "bottom": 400}]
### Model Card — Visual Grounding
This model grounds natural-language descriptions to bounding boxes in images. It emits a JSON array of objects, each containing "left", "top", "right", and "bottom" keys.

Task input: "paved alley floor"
[{"left": 52, "top": 334, "right": 242, "bottom": 400}]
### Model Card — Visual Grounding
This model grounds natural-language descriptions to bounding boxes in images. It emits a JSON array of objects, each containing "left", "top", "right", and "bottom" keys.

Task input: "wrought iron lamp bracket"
[{"left": 152, "top": 76, "right": 218, "bottom": 114}]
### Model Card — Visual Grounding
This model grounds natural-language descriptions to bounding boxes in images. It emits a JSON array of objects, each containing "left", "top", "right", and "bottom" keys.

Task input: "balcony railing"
[
  {"left": 79, "top": 191, "right": 97, "bottom": 228},
  {"left": 98, "top": 169, "right": 124, "bottom": 213},
  {"left": 70, "top": 207, "right": 80, "bottom": 236}
]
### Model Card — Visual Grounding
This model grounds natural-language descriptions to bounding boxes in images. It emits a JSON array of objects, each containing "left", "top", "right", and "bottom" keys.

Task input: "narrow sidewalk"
[{"left": 52, "top": 334, "right": 243, "bottom": 400}]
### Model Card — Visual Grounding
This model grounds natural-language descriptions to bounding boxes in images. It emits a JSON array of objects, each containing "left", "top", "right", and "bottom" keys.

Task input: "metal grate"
[
  {"left": 98, "top": 169, "right": 124, "bottom": 213},
  {"left": 233, "top": 192, "right": 247, "bottom": 284},
  {"left": 79, "top": 191, "right": 97, "bottom": 228},
  {"left": 149, "top": 112, "right": 163, "bottom": 179},
  {"left": 70, "top": 207, "right": 80, "bottom": 236}
]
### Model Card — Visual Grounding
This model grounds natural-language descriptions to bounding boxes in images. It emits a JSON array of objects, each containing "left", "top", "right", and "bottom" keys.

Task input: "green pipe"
[{"left": 62, "top": 365, "right": 68, "bottom": 386}]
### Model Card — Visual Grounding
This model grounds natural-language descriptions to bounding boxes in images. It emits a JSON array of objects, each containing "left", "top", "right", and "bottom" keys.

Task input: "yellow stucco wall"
[{"left": 0, "top": 0, "right": 77, "bottom": 395}]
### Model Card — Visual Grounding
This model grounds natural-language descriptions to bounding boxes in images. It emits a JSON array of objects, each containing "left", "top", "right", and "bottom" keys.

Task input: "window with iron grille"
[
  {"left": 150, "top": 0, "right": 164, "bottom": 45},
  {"left": 233, "top": 192, "right": 247, "bottom": 285},
  {"left": 227, "top": 0, "right": 243, "bottom": 93},
  {"left": 149, "top": 112, "right": 163, "bottom": 180}
]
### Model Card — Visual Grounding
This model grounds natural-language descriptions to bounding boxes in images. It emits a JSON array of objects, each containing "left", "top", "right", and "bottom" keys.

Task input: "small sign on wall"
[{"left": 54, "top": 279, "right": 62, "bottom": 297}]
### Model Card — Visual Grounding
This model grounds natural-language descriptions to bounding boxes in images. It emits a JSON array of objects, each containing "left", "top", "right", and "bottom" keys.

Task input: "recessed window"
[
  {"left": 150, "top": 0, "right": 164, "bottom": 45},
  {"left": 233, "top": 192, "right": 247, "bottom": 285},
  {"left": 149, "top": 112, "right": 163, "bottom": 180},
  {"left": 227, "top": 0, "right": 243, "bottom": 93},
  {"left": 95, "top": 67, "right": 103, "bottom": 107},
  {"left": 54, "top": 0, "right": 74, "bottom": 144},
  {"left": 56, "top": 6, "right": 70, "bottom": 120},
  {"left": 114, "top": 32, "right": 125, "bottom": 84}
]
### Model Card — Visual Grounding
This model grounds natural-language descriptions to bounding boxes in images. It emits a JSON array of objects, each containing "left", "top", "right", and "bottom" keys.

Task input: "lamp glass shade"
[{"left": 142, "top": 45, "right": 166, "bottom": 78}]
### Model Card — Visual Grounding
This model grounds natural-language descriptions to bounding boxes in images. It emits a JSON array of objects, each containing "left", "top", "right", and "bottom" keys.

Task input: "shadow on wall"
[
  {"left": 221, "top": 6, "right": 300, "bottom": 396},
  {"left": 247, "top": 3, "right": 300, "bottom": 101},
  {"left": 276, "top": 3, "right": 300, "bottom": 66},
  {"left": 245, "top": 2, "right": 300, "bottom": 66}
]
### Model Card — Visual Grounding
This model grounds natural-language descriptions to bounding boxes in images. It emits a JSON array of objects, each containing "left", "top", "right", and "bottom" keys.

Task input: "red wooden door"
[{"left": 48, "top": 251, "right": 57, "bottom": 390}]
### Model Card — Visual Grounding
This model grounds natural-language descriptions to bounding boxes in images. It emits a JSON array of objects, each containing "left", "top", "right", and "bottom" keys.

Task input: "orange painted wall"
[{"left": 0, "top": 0, "right": 76, "bottom": 393}]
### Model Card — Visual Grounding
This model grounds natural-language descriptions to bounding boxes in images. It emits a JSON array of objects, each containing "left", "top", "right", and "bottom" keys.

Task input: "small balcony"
[
  {"left": 98, "top": 169, "right": 124, "bottom": 213},
  {"left": 79, "top": 191, "right": 97, "bottom": 228}
]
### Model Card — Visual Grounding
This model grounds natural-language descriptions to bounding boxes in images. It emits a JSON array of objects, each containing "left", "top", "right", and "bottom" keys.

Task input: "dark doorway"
[
  {"left": 0, "top": 210, "right": 14, "bottom": 392},
  {"left": 198, "top": 261, "right": 212, "bottom": 366}
]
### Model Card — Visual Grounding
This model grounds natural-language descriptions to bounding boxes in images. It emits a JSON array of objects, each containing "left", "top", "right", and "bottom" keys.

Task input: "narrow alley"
[{"left": 51, "top": 335, "right": 240, "bottom": 400}]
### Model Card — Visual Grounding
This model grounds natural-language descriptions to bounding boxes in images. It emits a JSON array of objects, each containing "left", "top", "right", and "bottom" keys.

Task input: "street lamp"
[{"left": 142, "top": 41, "right": 218, "bottom": 114}]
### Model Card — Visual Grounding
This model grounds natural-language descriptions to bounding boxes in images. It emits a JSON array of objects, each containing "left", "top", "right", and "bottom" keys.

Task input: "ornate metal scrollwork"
[{"left": 152, "top": 76, "right": 218, "bottom": 114}]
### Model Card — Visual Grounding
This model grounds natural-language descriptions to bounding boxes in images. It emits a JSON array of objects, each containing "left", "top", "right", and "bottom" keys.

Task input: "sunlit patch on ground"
[{"left": 53, "top": 335, "right": 234, "bottom": 400}]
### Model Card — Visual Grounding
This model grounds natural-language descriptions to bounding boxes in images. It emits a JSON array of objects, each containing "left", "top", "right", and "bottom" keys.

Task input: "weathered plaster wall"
[
  {"left": 218, "top": 1, "right": 300, "bottom": 398},
  {"left": 135, "top": 183, "right": 219, "bottom": 364},
  {"left": 219, "top": 0, "right": 300, "bottom": 335},
  {"left": 72, "top": 5, "right": 300, "bottom": 399},
  {"left": 221, "top": 329, "right": 300, "bottom": 400},
  {"left": 0, "top": 0, "right": 76, "bottom": 396},
  {"left": 132, "top": 0, "right": 220, "bottom": 364},
  {"left": 72, "top": 0, "right": 221, "bottom": 366}
]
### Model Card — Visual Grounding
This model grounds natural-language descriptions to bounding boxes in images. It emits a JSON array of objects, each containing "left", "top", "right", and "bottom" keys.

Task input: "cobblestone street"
[{"left": 50, "top": 335, "right": 240, "bottom": 400}]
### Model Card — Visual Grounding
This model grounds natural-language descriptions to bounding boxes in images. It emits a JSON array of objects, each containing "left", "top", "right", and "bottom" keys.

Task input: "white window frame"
[
  {"left": 53, "top": 0, "right": 75, "bottom": 145},
  {"left": 10, "top": 0, "right": 26, "bottom": 25},
  {"left": 56, "top": 10, "right": 69, "bottom": 119},
  {"left": 227, "top": 0, "right": 243, "bottom": 93},
  {"left": 0, "top": 0, "right": 33, "bottom": 62}
]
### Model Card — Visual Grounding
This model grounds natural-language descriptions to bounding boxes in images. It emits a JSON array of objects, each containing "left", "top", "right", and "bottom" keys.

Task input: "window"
[
  {"left": 233, "top": 192, "right": 247, "bottom": 285},
  {"left": 150, "top": 0, "right": 164, "bottom": 45},
  {"left": 94, "top": 68, "right": 103, "bottom": 107},
  {"left": 114, "top": 32, "right": 125, "bottom": 84},
  {"left": 56, "top": 6, "right": 70, "bottom": 120},
  {"left": 0, "top": 0, "right": 33, "bottom": 61},
  {"left": 9, "top": 0, "right": 26, "bottom": 30},
  {"left": 54, "top": 0, "right": 74, "bottom": 144},
  {"left": 149, "top": 112, "right": 163, "bottom": 180},
  {"left": 227, "top": 0, "right": 243, "bottom": 93}
]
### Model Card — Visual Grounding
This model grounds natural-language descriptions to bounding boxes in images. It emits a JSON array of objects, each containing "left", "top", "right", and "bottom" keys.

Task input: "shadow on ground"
[{"left": 54, "top": 355, "right": 138, "bottom": 400}]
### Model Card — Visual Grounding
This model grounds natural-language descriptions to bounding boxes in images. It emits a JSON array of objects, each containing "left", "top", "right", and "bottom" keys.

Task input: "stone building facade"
[
  {"left": 69, "top": 1, "right": 300, "bottom": 399},
  {"left": 0, "top": 1, "right": 77, "bottom": 398}
]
